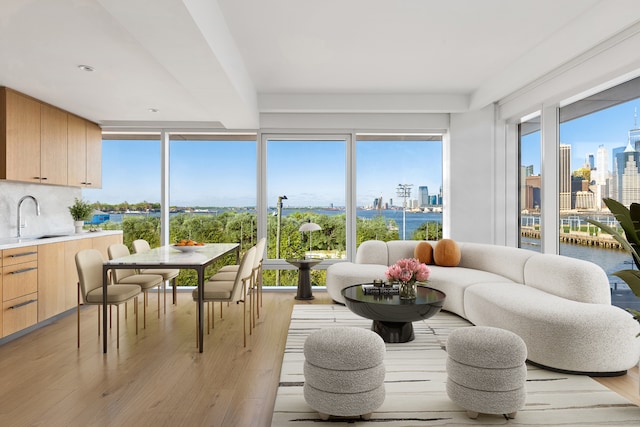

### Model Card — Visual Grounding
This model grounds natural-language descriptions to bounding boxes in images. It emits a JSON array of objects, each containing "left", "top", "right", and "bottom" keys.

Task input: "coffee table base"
[{"left": 372, "top": 320, "right": 414, "bottom": 343}]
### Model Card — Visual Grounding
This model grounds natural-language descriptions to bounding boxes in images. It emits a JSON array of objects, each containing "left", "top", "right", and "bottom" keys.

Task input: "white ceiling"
[{"left": 2, "top": 0, "right": 640, "bottom": 129}]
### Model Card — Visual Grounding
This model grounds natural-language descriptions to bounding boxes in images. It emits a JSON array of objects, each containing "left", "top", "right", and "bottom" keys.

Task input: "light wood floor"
[{"left": 0, "top": 291, "right": 636, "bottom": 427}]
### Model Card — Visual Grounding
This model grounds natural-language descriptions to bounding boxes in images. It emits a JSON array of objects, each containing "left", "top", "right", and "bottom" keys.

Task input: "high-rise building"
[
  {"left": 586, "top": 153, "right": 595, "bottom": 170},
  {"left": 622, "top": 141, "right": 640, "bottom": 206},
  {"left": 595, "top": 145, "right": 608, "bottom": 185},
  {"left": 418, "top": 186, "right": 429, "bottom": 207},
  {"left": 559, "top": 144, "right": 572, "bottom": 211}
]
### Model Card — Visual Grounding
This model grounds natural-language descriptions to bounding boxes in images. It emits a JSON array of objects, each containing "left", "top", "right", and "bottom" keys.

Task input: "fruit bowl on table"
[{"left": 172, "top": 241, "right": 206, "bottom": 252}]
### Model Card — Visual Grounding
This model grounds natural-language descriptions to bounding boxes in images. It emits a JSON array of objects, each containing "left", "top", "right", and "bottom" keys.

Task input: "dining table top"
[{"left": 104, "top": 242, "right": 240, "bottom": 268}]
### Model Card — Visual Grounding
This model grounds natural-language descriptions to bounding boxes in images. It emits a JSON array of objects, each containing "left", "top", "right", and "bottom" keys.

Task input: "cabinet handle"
[
  {"left": 34, "top": 176, "right": 40, "bottom": 180},
  {"left": 10, "top": 267, "right": 37, "bottom": 275},
  {"left": 9, "top": 299, "right": 37, "bottom": 309},
  {"left": 41, "top": 177, "right": 48, "bottom": 180},
  {"left": 8, "top": 251, "right": 37, "bottom": 258}
]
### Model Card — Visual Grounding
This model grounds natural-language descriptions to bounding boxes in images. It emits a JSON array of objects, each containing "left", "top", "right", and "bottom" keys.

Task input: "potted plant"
[
  {"left": 586, "top": 198, "right": 640, "bottom": 332},
  {"left": 68, "top": 197, "right": 93, "bottom": 233}
]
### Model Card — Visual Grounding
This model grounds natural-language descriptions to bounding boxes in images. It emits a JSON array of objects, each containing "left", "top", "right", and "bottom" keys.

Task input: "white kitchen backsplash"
[{"left": 0, "top": 181, "right": 82, "bottom": 239}]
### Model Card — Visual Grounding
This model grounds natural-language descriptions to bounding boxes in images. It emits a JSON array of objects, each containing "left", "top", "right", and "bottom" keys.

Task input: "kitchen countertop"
[{"left": 0, "top": 230, "right": 123, "bottom": 250}]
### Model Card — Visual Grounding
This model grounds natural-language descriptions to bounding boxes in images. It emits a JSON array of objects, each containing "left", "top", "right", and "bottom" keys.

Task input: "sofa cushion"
[
  {"left": 427, "top": 266, "right": 515, "bottom": 318},
  {"left": 434, "top": 239, "right": 461, "bottom": 266},
  {"left": 523, "top": 253, "right": 611, "bottom": 304},
  {"left": 387, "top": 240, "right": 422, "bottom": 264},
  {"left": 355, "top": 240, "right": 389, "bottom": 265},
  {"left": 414, "top": 241, "right": 434, "bottom": 264}
]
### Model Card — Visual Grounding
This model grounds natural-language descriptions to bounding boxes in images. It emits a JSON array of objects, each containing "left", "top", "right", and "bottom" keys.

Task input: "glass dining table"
[{"left": 102, "top": 243, "right": 240, "bottom": 353}]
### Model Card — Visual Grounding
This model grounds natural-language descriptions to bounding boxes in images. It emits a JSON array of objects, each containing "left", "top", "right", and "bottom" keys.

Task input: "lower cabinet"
[
  {"left": 38, "top": 242, "right": 66, "bottom": 321},
  {"left": 2, "top": 246, "right": 38, "bottom": 337},
  {"left": 0, "top": 233, "right": 123, "bottom": 339}
]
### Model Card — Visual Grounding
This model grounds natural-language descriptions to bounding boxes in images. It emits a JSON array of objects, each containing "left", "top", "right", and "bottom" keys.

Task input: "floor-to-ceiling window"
[
  {"left": 558, "top": 76, "right": 640, "bottom": 310},
  {"left": 518, "top": 114, "right": 542, "bottom": 252},
  {"left": 168, "top": 133, "right": 257, "bottom": 285},
  {"left": 82, "top": 134, "right": 161, "bottom": 248},
  {"left": 355, "top": 135, "right": 443, "bottom": 246},
  {"left": 263, "top": 135, "right": 347, "bottom": 286}
]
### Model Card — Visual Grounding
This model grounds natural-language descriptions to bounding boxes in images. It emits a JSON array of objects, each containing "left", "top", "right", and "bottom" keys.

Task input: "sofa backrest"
[
  {"left": 458, "top": 242, "right": 535, "bottom": 284},
  {"left": 523, "top": 253, "right": 611, "bottom": 304},
  {"left": 387, "top": 240, "right": 421, "bottom": 264},
  {"left": 355, "top": 240, "right": 389, "bottom": 265}
]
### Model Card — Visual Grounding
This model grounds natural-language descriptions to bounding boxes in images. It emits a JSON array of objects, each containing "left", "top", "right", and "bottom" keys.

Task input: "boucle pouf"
[
  {"left": 446, "top": 326, "right": 527, "bottom": 419},
  {"left": 303, "top": 326, "right": 386, "bottom": 420}
]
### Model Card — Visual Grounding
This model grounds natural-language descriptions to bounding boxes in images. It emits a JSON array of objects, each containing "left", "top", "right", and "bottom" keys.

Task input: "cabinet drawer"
[
  {"left": 2, "top": 246, "right": 38, "bottom": 266},
  {"left": 3, "top": 261, "right": 38, "bottom": 301},
  {"left": 3, "top": 292, "right": 38, "bottom": 336}
]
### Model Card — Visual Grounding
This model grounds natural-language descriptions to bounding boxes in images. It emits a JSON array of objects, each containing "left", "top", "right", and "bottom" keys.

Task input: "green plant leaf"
[{"left": 611, "top": 269, "right": 640, "bottom": 299}]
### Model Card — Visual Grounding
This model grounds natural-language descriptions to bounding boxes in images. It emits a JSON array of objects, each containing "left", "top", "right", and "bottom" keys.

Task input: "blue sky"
[
  {"left": 522, "top": 99, "right": 640, "bottom": 174},
  {"left": 83, "top": 138, "right": 443, "bottom": 208}
]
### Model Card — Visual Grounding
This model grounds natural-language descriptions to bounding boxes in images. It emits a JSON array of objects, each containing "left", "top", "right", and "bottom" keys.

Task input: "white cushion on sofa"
[
  {"left": 355, "top": 240, "right": 389, "bottom": 265},
  {"left": 387, "top": 240, "right": 425, "bottom": 264},
  {"left": 427, "top": 266, "right": 514, "bottom": 318},
  {"left": 523, "top": 253, "right": 611, "bottom": 304}
]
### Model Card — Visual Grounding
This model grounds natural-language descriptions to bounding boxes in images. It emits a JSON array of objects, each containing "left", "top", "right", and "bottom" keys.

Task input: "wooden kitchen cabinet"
[
  {"left": 40, "top": 103, "right": 68, "bottom": 185},
  {"left": 0, "top": 88, "right": 41, "bottom": 183},
  {"left": 37, "top": 242, "right": 66, "bottom": 321},
  {"left": 1, "top": 87, "right": 100, "bottom": 188},
  {"left": 68, "top": 113, "right": 102, "bottom": 188},
  {"left": 2, "top": 246, "right": 38, "bottom": 337},
  {"left": 0, "top": 258, "right": 3, "bottom": 338},
  {"left": 1, "top": 233, "right": 122, "bottom": 339}
]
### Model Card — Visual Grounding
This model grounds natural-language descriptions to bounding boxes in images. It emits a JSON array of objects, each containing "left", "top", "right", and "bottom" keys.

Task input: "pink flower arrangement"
[{"left": 385, "top": 258, "right": 431, "bottom": 284}]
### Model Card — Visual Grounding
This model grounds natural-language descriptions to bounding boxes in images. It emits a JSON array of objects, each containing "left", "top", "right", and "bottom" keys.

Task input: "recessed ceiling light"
[
  {"left": 78, "top": 65, "right": 95, "bottom": 72},
  {"left": 148, "top": 108, "right": 159, "bottom": 113}
]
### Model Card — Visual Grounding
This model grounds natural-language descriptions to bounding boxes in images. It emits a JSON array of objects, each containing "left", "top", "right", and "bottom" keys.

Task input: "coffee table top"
[{"left": 341, "top": 283, "right": 446, "bottom": 323}]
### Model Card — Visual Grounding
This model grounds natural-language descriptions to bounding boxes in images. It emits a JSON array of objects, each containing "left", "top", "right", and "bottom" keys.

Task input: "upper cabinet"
[
  {"left": 0, "top": 87, "right": 101, "bottom": 188},
  {"left": 68, "top": 114, "right": 101, "bottom": 188},
  {"left": 0, "top": 88, "right": 41, "bottom": 183},
  {"left": 40, "top": 103, "right": 68, "bottom": 185}
]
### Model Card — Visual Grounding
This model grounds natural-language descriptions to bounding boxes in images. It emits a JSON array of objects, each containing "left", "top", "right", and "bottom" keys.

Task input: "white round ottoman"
[
  {"left": 446, "top": 326, "right": 527, "bottom": 419},
  {"left": 303, "top": 326, "right": 386, "bottom": 420}
]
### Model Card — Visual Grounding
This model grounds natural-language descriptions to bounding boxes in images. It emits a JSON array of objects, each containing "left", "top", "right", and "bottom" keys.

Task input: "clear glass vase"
[{"left": 399, "top": 280, "right": 417, "bottom": 300}]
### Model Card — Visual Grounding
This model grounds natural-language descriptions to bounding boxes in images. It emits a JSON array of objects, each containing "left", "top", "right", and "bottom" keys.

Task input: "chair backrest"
[
  {"left": 107, "top": 243, "right": 136, "bottom": 282},
  {"left": 132, "top": 239, "right": 151, "bottom": 254},
  {"left": 230, "top": 246, "right": 257, "bottom": 302},
  {"left": 252, "top": 237, "right": 267, "bottom": 283},
  {"left": 254, "top": 237, "right": 267, "bottom": 267},
  {"left": 75, "top": 249, "right": 105, "bottom": 303}
]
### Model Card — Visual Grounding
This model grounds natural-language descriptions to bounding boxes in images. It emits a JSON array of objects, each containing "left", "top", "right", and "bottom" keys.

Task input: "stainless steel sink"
[{"left": 35, "top": 234, "right": 71, "bottom": 239}]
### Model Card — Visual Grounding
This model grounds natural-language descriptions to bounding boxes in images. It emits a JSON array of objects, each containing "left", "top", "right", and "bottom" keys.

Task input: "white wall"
[
  {"left": 0, "top": 182, "right": 81, "bottom": 239},
  {"left": 448, "top": 105, "right": 496, "bottom": 244}
]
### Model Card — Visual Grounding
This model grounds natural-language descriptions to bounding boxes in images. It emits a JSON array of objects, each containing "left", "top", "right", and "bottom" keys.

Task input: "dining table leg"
[
  {"left": 103, "top": 267, "right": 109, "bottom": 353},
  {"left": 197, "top": 267, "right": 205, "bottom": 353}
]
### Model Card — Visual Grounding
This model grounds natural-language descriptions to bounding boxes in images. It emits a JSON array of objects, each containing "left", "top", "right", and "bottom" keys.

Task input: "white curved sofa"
[{"left": 326, "top": 240, "right": 640, "bottom": 375}]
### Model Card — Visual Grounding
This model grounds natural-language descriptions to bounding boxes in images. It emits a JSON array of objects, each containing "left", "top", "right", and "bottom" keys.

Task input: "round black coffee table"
[{"left": 341, "top": 284, "right": 446, "bottom": 343}]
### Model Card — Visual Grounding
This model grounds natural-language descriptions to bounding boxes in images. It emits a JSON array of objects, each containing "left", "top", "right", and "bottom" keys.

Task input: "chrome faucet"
[{"left": 17, "top": 195, "right": 40, "bottom": 238}]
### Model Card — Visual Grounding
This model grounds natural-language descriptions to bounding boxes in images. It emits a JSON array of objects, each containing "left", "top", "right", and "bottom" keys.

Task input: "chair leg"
[
  {"left": 157, "top": 285, "right": 161, "bottom": 319},
  {"left": 77, "top": 283, "right": 81, "bottom": 348},
  {"left": 143, "top": 291, "right": 147, "bottom": 329},
  {"left": 135, "top": 296, "right": 139, "bottom": 335},
  {"left": 116, "top": 305, "right": 120, "bottom": 349},
  {"left": 98, "top": 306, "right": 101, "bottom": 336}
]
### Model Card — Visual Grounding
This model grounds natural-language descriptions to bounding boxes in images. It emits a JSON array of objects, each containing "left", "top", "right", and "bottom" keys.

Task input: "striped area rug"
[{"left": 271, "top": 304, "right": 640, "bottom": 426}]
